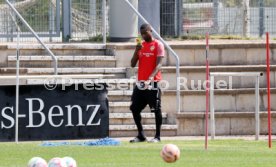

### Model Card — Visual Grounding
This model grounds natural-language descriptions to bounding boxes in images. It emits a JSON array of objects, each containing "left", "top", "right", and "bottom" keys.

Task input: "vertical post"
[
  {"left": 15, "top": 27, "right": 20, "bottom": 144},
  {"left": 89, "top": 0, "right": 96, "bottom": 36},
  {"left": 177, "top": 0, "right": 183, "bottom": 36},
  {"left": 62, "top": 0, "right": 71, "bottom": 42},
  {"left": 138, "top": 0, "right": 161, "bottom": 33},
  {"left": 259, "top": 0, "right": 264, "bottom": 37},
  {"left": 110, "top": 0, "right": 138, "bottom": 42},
  {"left": 213, "top": 0, "right": 219, "bottom": 33},
  {"left": 9, "top": 0, "right": 15, "bottom": 42},
  {"left": 205, "top": 32, "right": 210, "bottom": 150},
  {"left": 174, "top": 0, "right": 177, "bottom": 36},
  {"left": 49, "top": 0, "right": 54, "bottom": 42},
  {"left": 266, "top": 32, "right": 272, "bottom": 148},
  {"left": 255, "top": 75, "right": 260, "bottom": 141},
  {"left": 210, "top": 75, "right": 215, "bottom": 140},
  {"left": 243, "top": 0, "right": 250, "bottom": 37},
  {"left": 102, "top": 0, "right": 107, "bottom": 44}
]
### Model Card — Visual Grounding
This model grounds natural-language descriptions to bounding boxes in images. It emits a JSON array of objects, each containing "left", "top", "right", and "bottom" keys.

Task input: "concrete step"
[
  {"left": 8, "top": 55, "right": 116, "bottom": 68},
  {"left": 3, "top": 64, "right": 275, "bottom": 89},
  {"left": 0, "top": 67, "right": 126, "bottom": 78},
  {"left": 109, "top": 124, "right": 178, "bottom": 137},
  {"left": 0, "top": 68, "right": 27, "bottom": 74},
  {"left": 109, "top": 102, "right": 153, "bottom": 113},
  {"left": 128, "top": 65, "right": 276, "bottom": 89},
  {"left": 161, "top": 89, "right": 276, "bottom": 114},
  {"left": 109, "top": 102, "right": 133, "bottom": 113},
  {"left": 26, "top": 68, "right": 126, "bottom": 78},
  {"left": 113, "top": 42, "right": 276, "bottom": 67},
  {"left": 26, "top": 78, "right": 135, "bottom": 87},
  {"left": 109, "top": 113, "right": 168, "bottom": 125},
  {"left": 7, "top": 43, "right": 108, "bottom": 56},
  {"left": 107, "top": 89, "right": 276, "bottom": 118},
  {"left": 108, "top": 90, "right": 133, "bottom": 102},
  {"left": 176, "top": 111, "right": 276, "bottom": 136}
]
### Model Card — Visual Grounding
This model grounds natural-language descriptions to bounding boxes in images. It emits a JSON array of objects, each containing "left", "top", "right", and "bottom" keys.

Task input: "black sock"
[
  {"left": 132, "top": 110, "right": 145, "bottom": 138},
  {"left": 138, "top": 131, "right": 146, "bottom": 139},
  {"left": 154, "top": 110, "right": 162, "bottom": 139}
]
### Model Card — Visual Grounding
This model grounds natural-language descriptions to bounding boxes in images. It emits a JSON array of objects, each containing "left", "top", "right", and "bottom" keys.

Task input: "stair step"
[
  {"left": 8, "top": 55, "right": 115, "bottom": 61},
  {"left": 26, "top": 68, "right": 126, "bottom": 74},
  {"left": 110, "top": 124, "right": 177, "bottom": 130},
  {"left": 8, "top": 56, "right": 116, "bottom": 68},
  {"left": 25, "top": 68, "right": 126, "bottom": 78},
  {"left": 0, "top": 68, "right": 27, "bottom": 74},
  {"left": 109, "top": 102, "right": 143, "bottom": 113},
  {"left": 109, "top": 124, "right": 178, "bottom": 137},
  {"left": 109, "top": 113, "right": 167, "bottom": 125},
  {"left": 26, "top": 78, "right": 135, "bottom": 86}
]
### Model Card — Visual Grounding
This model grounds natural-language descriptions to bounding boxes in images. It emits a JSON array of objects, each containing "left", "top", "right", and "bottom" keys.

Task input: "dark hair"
[{"left": 140, "top": 24, "right": 152, "bottom": 31}]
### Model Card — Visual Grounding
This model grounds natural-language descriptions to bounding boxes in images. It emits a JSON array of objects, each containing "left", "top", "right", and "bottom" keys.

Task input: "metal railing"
[
  {"left": 5, "top": 0, "right": 58, "bottom": 75},
  {"left": 5, "top": 0, "right": 59, "bottom": 143},
  {"left": 123, "top": 0, "right": 181, "bottom": 114},
  {"left": 210, "top": 72, "right": 262, "bottom": 141}
]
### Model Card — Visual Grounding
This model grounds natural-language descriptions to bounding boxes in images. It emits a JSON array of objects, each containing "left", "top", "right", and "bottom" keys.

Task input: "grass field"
[{"left": 1, "top": 140, "right": 276, "bottom": 167}]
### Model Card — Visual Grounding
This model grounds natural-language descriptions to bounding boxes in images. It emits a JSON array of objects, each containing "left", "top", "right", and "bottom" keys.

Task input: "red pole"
[
  {"left": 205, "top": 32, "right": 210, "bottom": 150},
  {"left": 266, "top": 32, "right": 272, "bottom": 148}
]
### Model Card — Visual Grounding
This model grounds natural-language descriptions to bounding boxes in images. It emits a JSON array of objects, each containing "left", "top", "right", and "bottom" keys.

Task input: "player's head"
[{"left": 140, "top": 24, "right": 153, "bottom": 42}]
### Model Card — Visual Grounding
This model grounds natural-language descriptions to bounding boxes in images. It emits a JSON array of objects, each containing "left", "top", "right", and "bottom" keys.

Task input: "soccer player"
[{"left": 129, "top": 24, "right": 165, "bottom": 143}]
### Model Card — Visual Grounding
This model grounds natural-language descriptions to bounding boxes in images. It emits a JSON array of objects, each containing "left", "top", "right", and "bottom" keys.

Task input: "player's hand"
[
  {"left": 135, "top": 44, "right": 142, "bottom": 51},
  {"left": 135, "top": 38, "right": 142, "bottom": 51},
  {"left": 144, "top": 77, "right": 153, "bottom": 89}
]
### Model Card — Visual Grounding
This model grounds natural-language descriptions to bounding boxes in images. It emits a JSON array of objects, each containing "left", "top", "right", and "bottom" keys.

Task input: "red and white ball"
[
  {"left": 48, "top": 158, "right": 67, "bottom": 167},
  {"left": 160, "top": 144, "right": 181, "bottom": 163},
  {"left": 27, "top": 157, "right": 48, "bottom": 167},
  {"left": 63, "top": 157, "right": 77, "bottom": 167}
]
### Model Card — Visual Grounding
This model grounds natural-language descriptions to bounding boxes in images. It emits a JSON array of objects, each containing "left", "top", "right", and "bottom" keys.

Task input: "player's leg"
[
  {"left": 130, "top": 86, "right": 147, "bottom": 142},
  {"left": 147, "top": 85, "right": 162, "bottom": 142}
]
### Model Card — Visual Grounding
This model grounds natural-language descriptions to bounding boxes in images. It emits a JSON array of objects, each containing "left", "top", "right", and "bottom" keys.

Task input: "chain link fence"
[
  {"left": 1, "top": 0, "right": 276, "bottom": 42},
  {"left": 161, "top": 0, "right": 276, "bottom": 37},
  {"left": 0, "top": 0, "right": 61, "bottom": 42},
  {"left": 70, "top": 0, "right": 107, "bottom": 42}
]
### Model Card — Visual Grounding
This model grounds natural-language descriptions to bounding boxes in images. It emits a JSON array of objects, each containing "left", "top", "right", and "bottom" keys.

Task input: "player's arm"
[
  {"left": 131, "top": 45, "right": 142, "bottom": 68},
  {"left": 147, "top": 41, "right": 165, "bottom": 81},
  {"left": 147, "top": 57, "right": 163, "bottom": 81}
]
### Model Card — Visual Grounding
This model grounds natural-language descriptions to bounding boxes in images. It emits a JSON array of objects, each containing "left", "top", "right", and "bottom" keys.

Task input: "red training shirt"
[{"left": 137, "top": 39, "right": 165, "bottom": 81}]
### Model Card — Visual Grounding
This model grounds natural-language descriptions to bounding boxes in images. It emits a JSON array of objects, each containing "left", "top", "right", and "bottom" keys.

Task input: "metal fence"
[
  {"left": 1, "top": 0, "right": 276, "bottom": 42},
  {"left": 70, "top": 0, "right": 107, "bottom": 42},
  {"left": 0, "top": 0, "right": 107, "bottom": 43},
  {"left": 162, "top": 0, "right": 276, "bottom": 37},
  {"left": 0, "top": 0, "right": 61, "bottom": 42}
]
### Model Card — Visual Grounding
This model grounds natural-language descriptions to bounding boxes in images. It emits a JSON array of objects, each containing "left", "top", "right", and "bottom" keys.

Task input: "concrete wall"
[
  {"left": 177, "top": 112, "right": 276, "bottom": 136},
  {"left": 110, "top": 42, "right": 276, "bottom": 67}
]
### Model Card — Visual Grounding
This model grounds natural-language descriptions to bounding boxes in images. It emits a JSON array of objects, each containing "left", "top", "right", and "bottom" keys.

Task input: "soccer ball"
[
  {"left": 160, "top": 144, "right": 181, "bottom": 163},
  {"left": 63, "top": 157, "right": 77, "bottom": 167},
  {"left": 27, "top": 157, "right": 48, "bottom": 167},
  {"left": 48, "top": 158, "right": 67, "bottom": 167}
]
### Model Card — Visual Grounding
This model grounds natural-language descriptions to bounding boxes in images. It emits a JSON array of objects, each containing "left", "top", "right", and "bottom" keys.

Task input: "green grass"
[{"left": 1, "top": 140, "right": 276, "bottom": 167}]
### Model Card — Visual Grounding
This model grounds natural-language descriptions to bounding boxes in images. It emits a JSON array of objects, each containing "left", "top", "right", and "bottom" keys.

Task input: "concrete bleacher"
[{"left": 0, "top": 40, "right": 275, "bottom": 136}]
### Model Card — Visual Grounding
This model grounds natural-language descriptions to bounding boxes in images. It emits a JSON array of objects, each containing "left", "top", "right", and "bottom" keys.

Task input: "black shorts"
[{"left": 130, "top": 82, "right": 161, "bottom": 113}]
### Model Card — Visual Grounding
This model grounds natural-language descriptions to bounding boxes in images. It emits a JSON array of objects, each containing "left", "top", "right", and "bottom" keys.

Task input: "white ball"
[
  {"left": 160, "top": 144, "right": 181, "bottom": 163},
  {"left": 63, "top": 157, "right": 77, "bottom": 167},
  {"left": 28, "top": 157, "right": 48, "bottom": 167},
  {"left": 48, "top": 158, "right": 67, "bottom": 167}
]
